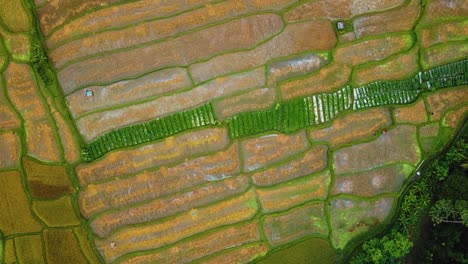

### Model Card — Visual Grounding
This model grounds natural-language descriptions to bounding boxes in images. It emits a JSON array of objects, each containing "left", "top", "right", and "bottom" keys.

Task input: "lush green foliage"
[
  {"left": 353, "top": 59, "right": 468, "bottom": 110},
  {"left": 398, "top": 138, "right": 467, "bottom": 234},
  {"left": 398, "top": 176, "right": 433, "bottom": 235},
  {"left": 31, "top": 38, "right": 53, "bottom": 87},
  {"left": 438, "top": 167, "right": 468, "bottom": 200},
  {"left": 414, "top": 136, "right": 468, "bottom": 264},
  {"left": 445, "top": 139, "right": 468, "bottom": 165},
  {"left": 349, "top": 231, "right": 413, "bottom": 264},
  {"left": 430, "top": 199, "right": 468, "bottom": 226},
  {"left": 425, "top": 60, "right": 468, "bottom": 90}
]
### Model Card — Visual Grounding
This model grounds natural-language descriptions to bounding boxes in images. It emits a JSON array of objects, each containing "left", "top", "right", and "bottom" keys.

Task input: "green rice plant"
[
  {"left": 81, "top": 103, "right": 216, "bottom": 161},
  {"left": 226, "top": 86, "right": 351, "bottom": 138},
  {"left": 353, "top": 76, "right": 422, "bottom": 110},
  {"left": 426, "top": 59, "right": 468, "bottom": 90}
]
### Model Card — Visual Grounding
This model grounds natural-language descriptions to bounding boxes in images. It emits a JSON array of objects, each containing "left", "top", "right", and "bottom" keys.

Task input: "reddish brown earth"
[
  {"left": 332, "top": 164, "right": 412, "bottom": 197},
  {"left": 189, "top": 20, "right": 337, "bottom": 83},
  {"left": 262, "top": 202, "right": 328, "bottom": 246},
  {"left": 1, "top": 1, "right": 467, "bottom": 263},
  {"left": 394, "top": 99, "right": 428, "bottom": 124},
  {"left": 251, "top": 144, "right": 328, "bottom": 186},
  {"left": 284, "top": 0, "right": 404, "bottom": 22},
  {"left": 241, "top": 130, "right": 311, "bottom": 172},
  {"left": 309, "top": 108, "right": 392, "bottom": 148},
  {"left": 280, "top": 63, "right": 352, "bottom": 100},
  {"left": 333, "top": 125, "right": 421, "bottom": 174}
]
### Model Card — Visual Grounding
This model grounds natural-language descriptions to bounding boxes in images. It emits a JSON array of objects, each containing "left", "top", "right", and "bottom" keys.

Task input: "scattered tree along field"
[
  {"left": 349, "top": 121, "right": 467, "bottom": 264},
  {"left": 0, "top": 0, "right": 467, "bottom": 264}
]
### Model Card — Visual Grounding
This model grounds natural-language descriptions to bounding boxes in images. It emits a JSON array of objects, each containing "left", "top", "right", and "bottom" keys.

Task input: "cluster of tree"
[
  {"left": 349, "top": 231, "right": 413, "bottom": 264},
  {"left": 349, "top": 132, "right": 467, "bottom": 264},
  {"left": 416, "top": 138, "right": 468, "bottom": 263}
]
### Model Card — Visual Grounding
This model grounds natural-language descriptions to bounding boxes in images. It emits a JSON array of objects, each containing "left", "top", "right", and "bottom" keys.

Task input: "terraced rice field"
[{"left": 0, "top": 0, "right": 467, "bottom": 263}]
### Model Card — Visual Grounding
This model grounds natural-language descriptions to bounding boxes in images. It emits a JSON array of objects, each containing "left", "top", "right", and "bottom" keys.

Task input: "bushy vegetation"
[
  {"left": 349, "top": 129, "right": 467, "bottom": 264},
  {"left": 31, "top": 38, "right": 53, "bottom": 87},
  {"left": 430, "top": 199, "right": 468, "bottom": 226},
  {"left": 414, "top": 138, "right": 468, "bottom": 264},
  {"left": 350, "top": 231, "right": 413, "bottom": 264}
]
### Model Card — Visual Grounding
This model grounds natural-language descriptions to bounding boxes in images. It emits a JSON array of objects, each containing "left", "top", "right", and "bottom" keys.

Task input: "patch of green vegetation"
[
  {"left": 350, "top": 230, "right": 413, "bottom": 264},
  {"left": 228, "top": 86, "right": 351, "bottom": 138},
  {"left": 352, "top": 76, "right": 422, "bottom": 110},
  {"left": 256, "top": 237, "right": 336, "bottom": 264},
  {"left": 400, "top": 163, "right": 416, "bottom": 178},
  {"left": 82, "top": 103, "right": 216, "bottom": 161},
  {"left": 425, "top": 59, "right": 468, "bottom": 89},
  {"left": 409, "top": 138, "right": 467, "bottom": 263},
  {"left": 31, "top": 39, "right": 54, "bottom": 88},
  {"left": 32, "top": 196, "right": 80, "bottom": 227}
]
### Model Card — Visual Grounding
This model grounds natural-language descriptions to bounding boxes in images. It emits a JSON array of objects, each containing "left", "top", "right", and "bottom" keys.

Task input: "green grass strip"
[{"left": 81, "top": 59, "right": 467, "bottom": 162}]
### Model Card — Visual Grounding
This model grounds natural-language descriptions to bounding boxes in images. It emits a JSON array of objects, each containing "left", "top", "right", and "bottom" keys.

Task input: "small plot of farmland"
[{"left": 0, "top": 0, "right": 467, "bottom": 263}]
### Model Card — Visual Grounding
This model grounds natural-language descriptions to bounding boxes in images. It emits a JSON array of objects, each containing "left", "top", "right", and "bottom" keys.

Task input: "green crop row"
[
  {"left": 313, "top": 86, "right": 352, "bottom": 124},
  {"left": 80, "top": 60, "right": 467, "bottom": 162},
  {"left": 81, "top": 104, "right": 216, "bottom": 161},
  {"left": 425, "top": 59, "right": 468, "bottom": 90},
  {"left": 227, "top": 86, "right": 352, "bottom": 138},
  {"left": 353, "top": 59, "right": 468, "bottom": 110},
  {"left": 353, "top": 77, "right": 422, "bottom": 109},
  {"left": 227, "top": 97, "right": 313, "bottom": 138}
]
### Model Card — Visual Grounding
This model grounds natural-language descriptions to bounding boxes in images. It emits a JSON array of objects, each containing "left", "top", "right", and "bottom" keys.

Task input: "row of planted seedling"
[
  {"left": 81, "top": 59, "right": 468, "bottom": 161},
  {"left": 425, "top": 59, "right": 468, "bottom": 89},
  {"left": 353, "top": 77, "right": 422, "bottom": 110},
  {"left": 354, "top": 59, "right": 468, "bottom": 110},
  {"left": 81, "top": 104, "right": 216, "bottom": 161},
  {"left": 227, "top": 86, "right": 352, "bottom": 138}
]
